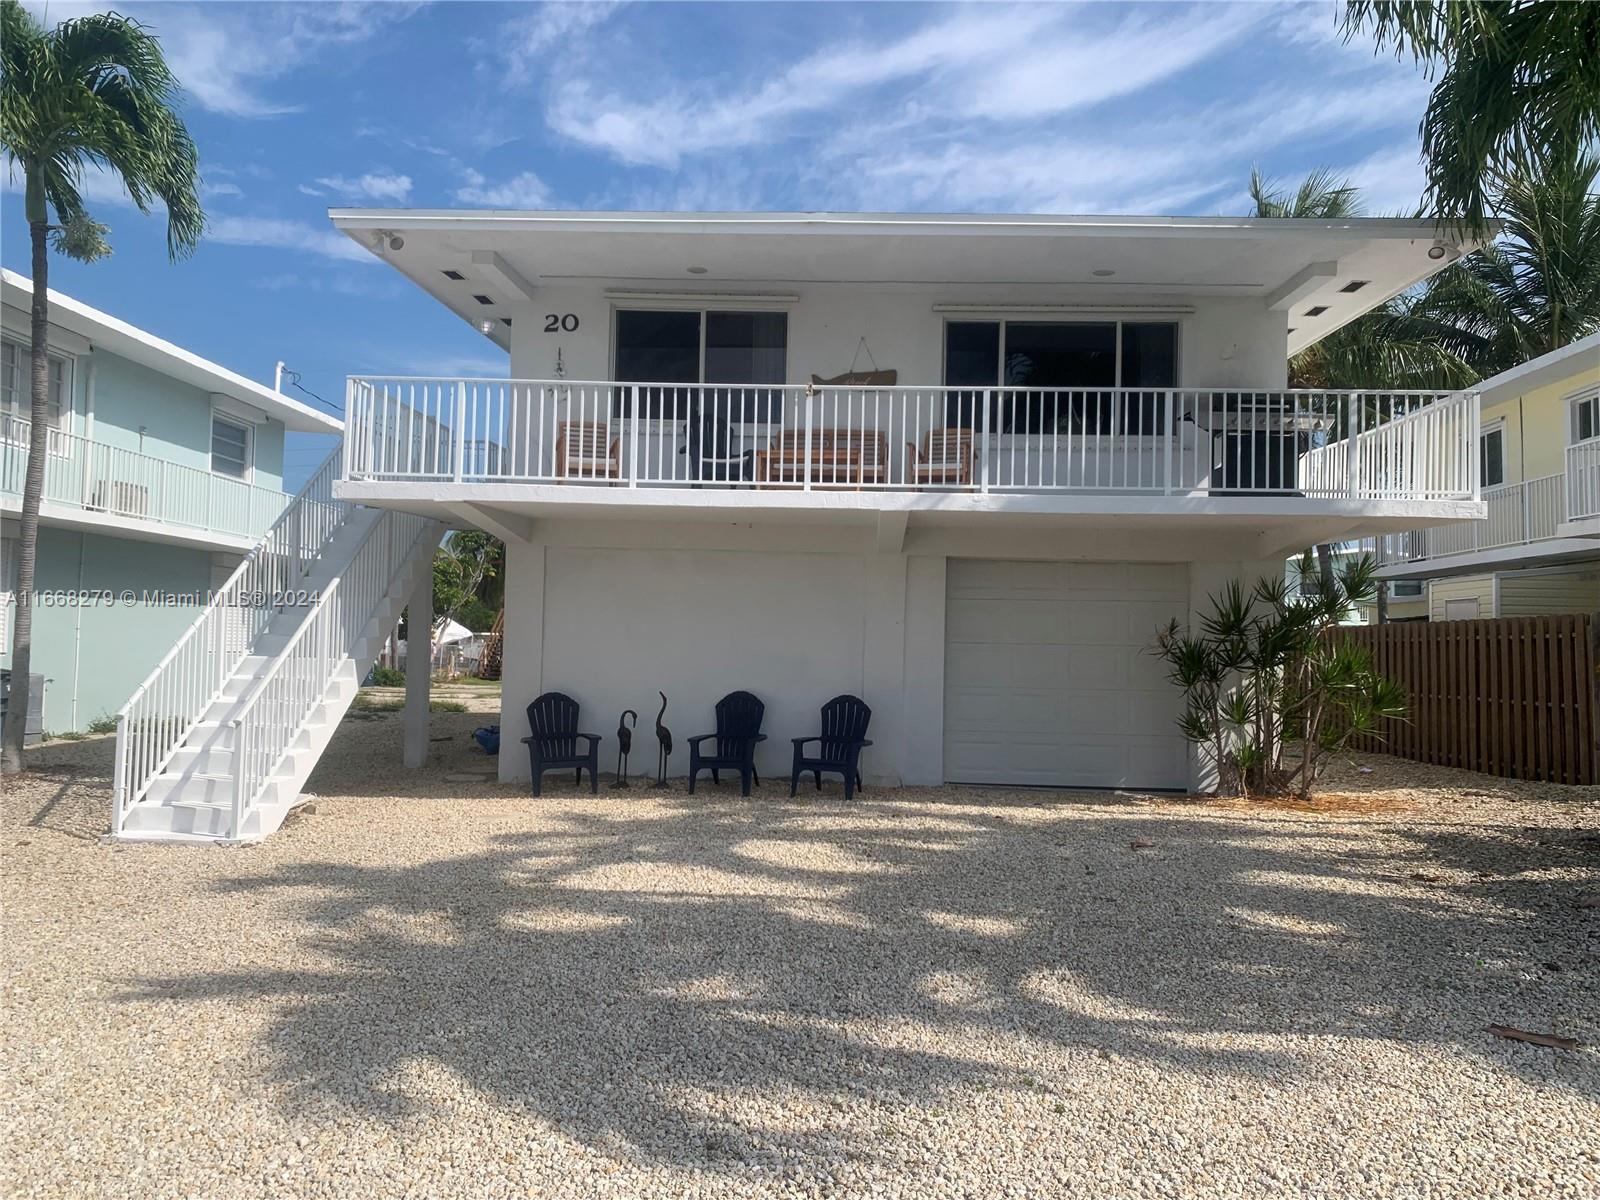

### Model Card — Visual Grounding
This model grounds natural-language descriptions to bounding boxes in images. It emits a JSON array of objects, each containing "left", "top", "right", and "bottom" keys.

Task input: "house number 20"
[{"left": 544, "top": 313, "right": 579, "bottom": 332}]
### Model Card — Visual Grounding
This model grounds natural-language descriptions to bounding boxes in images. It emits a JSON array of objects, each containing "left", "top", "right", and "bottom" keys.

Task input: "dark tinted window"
[
  {"left": 615, "top": 309, "right": 699, "bottom": 419},
  {"left": 1121, "top": 323, "right": 1177, "bottom": 387},
  {"left": 615, "top": 309, "right": 700, "bottom": 384},
  {"left": 706, "top": 311, "right": 787, "bottom": 422},
  {"left": 1480, "top": 427, "right": 1504, "bottom": 487},
  {"left": 1003, "top": 322, "right": 1115, "bottom": 388},
  {"left": 943, "top": 322, "right": 1000, "bottom": 428}
]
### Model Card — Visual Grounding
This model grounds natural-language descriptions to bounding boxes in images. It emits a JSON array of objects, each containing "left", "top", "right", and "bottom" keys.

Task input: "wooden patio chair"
[
  {"left": 790, "top": 694, "right": 873, "bottom": 801},
  {"left": 555, "top": 421, "right": 621, "bottom": 480},
  {"left": 687, "top": 690, "right": 768, "bottom": 796},
  {"left": 522, "top": 691, "right": 602, "bottom": 795},
  {"left": 757, "top": 429, "right": 835, "bottom": 483},
  {"left": 830, "top": 429, "right": 891, "bottom": 486},
  {"left": 907, "top": 427, "right": 975, "bottom": 487}
]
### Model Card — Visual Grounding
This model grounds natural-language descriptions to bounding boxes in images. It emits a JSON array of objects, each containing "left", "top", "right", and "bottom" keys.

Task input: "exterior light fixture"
[
  {"left": 1092, "top": 269, "right": 1115, "bottom": 277},
  {"left": 687, "top": 265, "right": 709, "bottom": 274},
  {"left": 478, "top": 318, "right": 495, "bottom": 335}
]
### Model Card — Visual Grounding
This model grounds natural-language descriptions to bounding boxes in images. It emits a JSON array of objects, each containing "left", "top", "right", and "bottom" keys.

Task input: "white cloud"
[
  {"left": 205, "top": 216, "right": 374, "bottom": 264},
  {"left": 1341, "top": 145, "right": 1428, "bottom": 217},
  {"left": 201, "top": 181, "right": 243, "bottom": 200},
  {"left": 21, "top": 1, "right": 418, "bottom": 119},
  {"left": 488, "top": 1, "right": 625, "bottom": 84},
  {"left": 545, "top": 4, "right": 1264, "bottom": 169},
  {"left": 453, "top": 170, "right": 551, "bottom": 209},
  {"left": 308, "top": 173, "right": 415, "bottom": 203}
]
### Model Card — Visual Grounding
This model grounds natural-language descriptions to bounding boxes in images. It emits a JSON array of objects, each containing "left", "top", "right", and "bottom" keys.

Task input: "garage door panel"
[
  {"left": 945, "top": 644, "right": 1071, "bottom": 690},
  {"left": 944, "top": 559, "right": 1188, "bottom": 790}
]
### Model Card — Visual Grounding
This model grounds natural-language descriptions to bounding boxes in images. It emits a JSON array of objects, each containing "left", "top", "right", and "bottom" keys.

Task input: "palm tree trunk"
[
  {"left": 1315, "top": 543, "right": 1336, "bottom": 596},
  {"left": 2, "top": 212, "right": 52, "bottom": 772},
  {"left": 1376, "top": 580, "right": 1390, "bottom": 625}
]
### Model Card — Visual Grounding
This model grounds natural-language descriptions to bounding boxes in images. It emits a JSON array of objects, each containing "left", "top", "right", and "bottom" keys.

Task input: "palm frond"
[{"left": 0, "top": 0, "right": 203, "bottom": 258}]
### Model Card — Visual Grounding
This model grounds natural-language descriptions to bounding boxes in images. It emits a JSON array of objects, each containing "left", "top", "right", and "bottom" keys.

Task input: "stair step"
[{"left": 115, "top": 516, "right": 443, "bottom": 843}]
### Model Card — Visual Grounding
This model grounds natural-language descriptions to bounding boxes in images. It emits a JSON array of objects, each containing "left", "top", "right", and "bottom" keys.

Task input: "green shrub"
[
  {"left": 86, "top": 715, "right": 119, "bottom": 735},
  {"left": 1153, "top": 553, "right": 1406, "bottom": 801},
  {"left": 368, "top": 665, "right": 405, "bottom": 687}
]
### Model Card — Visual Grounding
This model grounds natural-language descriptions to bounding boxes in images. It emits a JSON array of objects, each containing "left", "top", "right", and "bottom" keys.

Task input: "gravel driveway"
[{"left": 4, "top": 713, "right": 1597, "bottom": 1199}]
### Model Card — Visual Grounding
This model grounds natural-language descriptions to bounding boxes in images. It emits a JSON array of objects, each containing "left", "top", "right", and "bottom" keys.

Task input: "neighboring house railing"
[
  {"left": 1376, "top": 473, "right": 1565, "bottom": 565},
  {"left": 344, "top": 378, "right": 1479, "bottom": 501},
  {"left": 111, "top": 448, "right": 349, "bottom": 829},
  {"left": 1568, "top": 437, "right": 1600, "bottom": 522},
  {"left": 0, "top": 419, "right": 288, "bottom": 541}
]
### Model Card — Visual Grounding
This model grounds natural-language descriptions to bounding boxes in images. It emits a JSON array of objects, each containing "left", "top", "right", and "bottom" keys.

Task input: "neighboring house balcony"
[
  {"left": 1565, "top": 435, "right": 1600, "bottom": 533},
  {"left": 0, "top": 418, "right": 290, "bottom": 551},
  {"left": 1376, "top": 462, "right": 1600, "bottom": 580},
  {"left": 338, "top": 376, "right": 1482, "bottom": 558}
]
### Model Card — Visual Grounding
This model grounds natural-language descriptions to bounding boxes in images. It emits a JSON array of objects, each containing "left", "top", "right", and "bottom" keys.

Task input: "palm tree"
[
  {"left": 1343, "top": 0, "right": 1600, "bottom": 236},
  {"left": 1415, "top": 143, "right": 1600, "bottom": 374},
  {"left": 0, "top": 2, "right": 203, "bottom": 772}
]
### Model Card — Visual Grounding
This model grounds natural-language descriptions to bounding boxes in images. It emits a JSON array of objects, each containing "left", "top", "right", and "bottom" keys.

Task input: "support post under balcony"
[{"left": 403, "top": 565, "right": 432, "bottom": 769}]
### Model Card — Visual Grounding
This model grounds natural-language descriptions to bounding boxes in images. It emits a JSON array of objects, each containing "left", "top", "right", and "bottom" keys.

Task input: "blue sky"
[{"left": 3, "top": 1, "right": 1437, "bottom": 487}]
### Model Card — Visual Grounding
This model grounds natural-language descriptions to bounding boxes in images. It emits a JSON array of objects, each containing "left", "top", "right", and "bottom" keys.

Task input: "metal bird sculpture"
[
  {"left": 612, "top": 709, "right": 637, "bottom": 789},
  {"left": 654, "top": 691, "right": 673, "bottom": 785}
]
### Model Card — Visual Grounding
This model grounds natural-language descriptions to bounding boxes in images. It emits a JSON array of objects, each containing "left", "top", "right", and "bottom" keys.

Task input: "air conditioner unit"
[{"left": 87, "top": 479, "right": 151, "bottom": 517}]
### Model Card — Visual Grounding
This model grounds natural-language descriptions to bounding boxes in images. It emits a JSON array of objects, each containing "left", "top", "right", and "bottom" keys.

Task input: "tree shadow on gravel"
[{"left": 113, "top": 768, "right": 1600, "bottom": 1180}]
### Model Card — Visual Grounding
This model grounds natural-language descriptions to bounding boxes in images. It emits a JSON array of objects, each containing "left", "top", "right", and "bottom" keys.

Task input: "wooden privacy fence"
[{"left": 1333, "top": 615, "right": 1597, "bottom": 785}]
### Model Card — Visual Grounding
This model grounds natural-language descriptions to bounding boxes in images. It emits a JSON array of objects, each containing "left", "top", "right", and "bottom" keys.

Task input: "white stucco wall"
[
  {"left": 496, "top": 517, "right": 1281, "bottom": 793},
  {"left": 506, "top": 282, "right": 1288, "bottom": 389}
]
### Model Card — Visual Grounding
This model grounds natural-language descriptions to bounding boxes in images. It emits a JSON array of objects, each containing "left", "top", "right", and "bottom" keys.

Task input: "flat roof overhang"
[
  {"left": 336, "top": 479, "right": 1483, "bottom": 562},
  {"left": 0, "top": 499, "right": 262, "bottom": 553},
  {"left": 1376, "top": 536, "right": 1600, "bottom": 581},
  {"left": 327, "top": 209, "right": 1489, "bottom": 359}
]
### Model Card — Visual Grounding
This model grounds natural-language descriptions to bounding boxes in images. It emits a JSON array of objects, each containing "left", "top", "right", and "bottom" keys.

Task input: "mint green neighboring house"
[{"left": 0, "top": 270, "right": 342, "bottom": 734}]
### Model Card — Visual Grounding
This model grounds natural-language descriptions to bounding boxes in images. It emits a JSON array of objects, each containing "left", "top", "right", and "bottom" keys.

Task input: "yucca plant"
[{"left": 1154, "top": 555, "right": 1407, "bottom": 801}]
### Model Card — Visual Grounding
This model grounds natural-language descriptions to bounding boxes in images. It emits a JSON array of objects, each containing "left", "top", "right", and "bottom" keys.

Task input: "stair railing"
[
  {"left": 111, "top": 446, "right": 352, "bottom": 833},
  {"left": 228, "top": 509, "right": 434, "bottom": 833}
]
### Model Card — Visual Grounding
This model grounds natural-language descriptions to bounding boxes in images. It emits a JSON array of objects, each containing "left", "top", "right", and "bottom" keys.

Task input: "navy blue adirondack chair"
[
  {"left": 687, "top": 690, "right": 767, "bottom": 796},
  {"left": 791, "top": 694, "right": 872, "bottom": 800},
  {"left": 522, "top": 691, "right": 601, "bottom": 796}
]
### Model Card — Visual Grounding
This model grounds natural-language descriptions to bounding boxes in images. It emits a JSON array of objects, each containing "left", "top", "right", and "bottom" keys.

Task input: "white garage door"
[{"left": 943, "top": 560, "right": 1190, "bottom": 789}]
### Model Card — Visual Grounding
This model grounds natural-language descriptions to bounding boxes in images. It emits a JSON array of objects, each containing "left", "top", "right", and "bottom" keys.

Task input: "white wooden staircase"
[{"left": 111, "top": 449, "right": 439, "bottom": 843}]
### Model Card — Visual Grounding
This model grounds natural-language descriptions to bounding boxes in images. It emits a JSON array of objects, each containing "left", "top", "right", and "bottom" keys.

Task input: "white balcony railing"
[
  {"left": 1, "top": 419, "right": 289, "bottom": 542},
  {"left": 1567, "top": 437, "right": 1600, "bottom": 522},
  {"left": 1376, "top": 472, "right": 1564, "bottom": 564},
  {"left": 344, "top": 379, "right": 1479, "bottom": 502}
]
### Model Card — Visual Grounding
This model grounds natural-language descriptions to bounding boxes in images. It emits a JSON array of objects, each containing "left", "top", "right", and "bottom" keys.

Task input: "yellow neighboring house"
[{"left": 1376, "top": 332, "right": 1600, "bottom": 619}]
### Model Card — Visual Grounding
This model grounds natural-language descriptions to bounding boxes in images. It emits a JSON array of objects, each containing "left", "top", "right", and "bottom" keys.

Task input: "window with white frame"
[
  {"left": 1480, "top": 419, "right": 1505, "bottom": 487},
  {"left": 1571, "top": 387, "right": 1599, "bottom": 444},
  {"left": 942, "top": 319, "right": 1178, "bottom": 433},
  {"left": 613, "top": 308, "right": 788, "bottom": 422},
  {"left": 210, "top": 413, "right": 252, "bottom": 479},
  {"left": 1, "top": 338, "right": 69, "bottom": 442}
]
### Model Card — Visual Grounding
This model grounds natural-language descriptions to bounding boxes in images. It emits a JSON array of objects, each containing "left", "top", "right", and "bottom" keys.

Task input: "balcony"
[
  {"left": 344, "top": 379, "right": 1479, "bottom": 510},
  {"left": 1, "top": 419, "right": 290, "bottom": 548},
  {"left": 1567, "top": 437, "right": 1600, "bottom": 523}
]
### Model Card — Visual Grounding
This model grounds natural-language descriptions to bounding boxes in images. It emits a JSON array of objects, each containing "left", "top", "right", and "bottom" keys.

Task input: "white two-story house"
[{"left": 106, "top": 210, "right": 1485, "bottom": 844}]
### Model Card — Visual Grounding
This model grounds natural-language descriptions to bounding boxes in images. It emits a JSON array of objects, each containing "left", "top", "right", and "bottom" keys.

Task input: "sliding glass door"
[
  {"left": 614, "top": 309, "right": 787, "bottom": 422},
  {"left": 941, "top": 319, "right": 1177, "bottom": 433}
]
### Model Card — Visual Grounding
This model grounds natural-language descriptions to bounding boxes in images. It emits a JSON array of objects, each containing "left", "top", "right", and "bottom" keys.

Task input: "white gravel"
[{"left": 4, "top": 714, "right": 1598, "bottom": 1199}]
